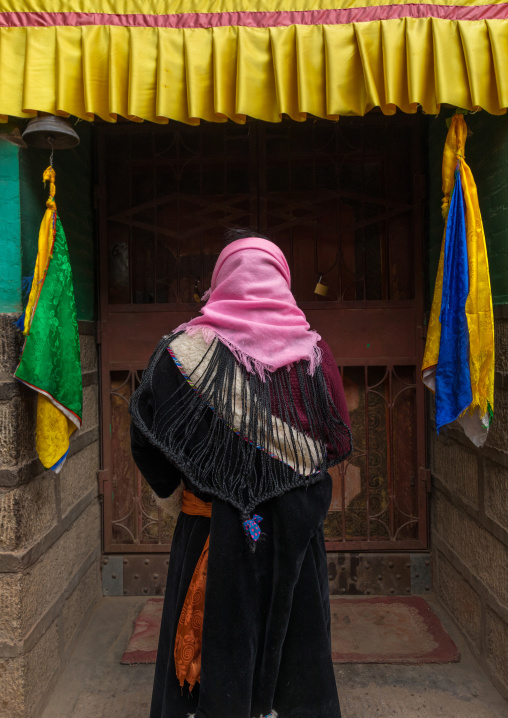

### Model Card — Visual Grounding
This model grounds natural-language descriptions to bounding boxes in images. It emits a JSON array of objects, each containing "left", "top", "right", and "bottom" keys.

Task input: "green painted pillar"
[{"left": 0, "top": 141, "right": 21, "bottom": 313}]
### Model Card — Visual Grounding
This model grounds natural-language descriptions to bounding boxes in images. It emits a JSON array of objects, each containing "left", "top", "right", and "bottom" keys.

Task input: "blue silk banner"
[{"left": 435, "top": 170, "right": 472, "bottom": 433}]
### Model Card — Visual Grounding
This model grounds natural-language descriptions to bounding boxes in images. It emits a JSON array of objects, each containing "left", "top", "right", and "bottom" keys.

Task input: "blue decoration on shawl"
[
  {"left": 435, "top": 170, "right": 473, "bottom": 432},
  {"left": 243, "top": 514, "right": 263, "bottom": 542}
]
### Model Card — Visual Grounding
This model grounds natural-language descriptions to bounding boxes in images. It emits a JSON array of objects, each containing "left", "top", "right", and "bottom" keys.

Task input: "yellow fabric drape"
[
  {"left": 422, "top": 114, "right": 495, "bottom": 446},
  {"left": 22, "top": 167, "right": 56, "bottom": 336},
  {"left": 1, "top": 18, "right": 508, "bottom": 123},
  {"left": 36, "top": 393, "right": 78, "bottom": 469}
]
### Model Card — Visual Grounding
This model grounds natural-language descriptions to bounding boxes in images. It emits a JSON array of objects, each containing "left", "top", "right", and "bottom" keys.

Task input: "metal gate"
[{"left": 97, "top": 116, "right": 428, "bottom": 554}]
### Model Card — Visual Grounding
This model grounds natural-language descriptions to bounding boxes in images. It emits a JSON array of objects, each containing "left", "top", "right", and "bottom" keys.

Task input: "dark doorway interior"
[{"left": 97, "top": 116, "right": 427, "bottom": 555}]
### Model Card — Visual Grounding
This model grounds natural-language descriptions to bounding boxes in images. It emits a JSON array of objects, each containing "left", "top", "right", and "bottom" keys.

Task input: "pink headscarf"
[{"left": 176, "top": 238, "right": 321, "bottom": 377}]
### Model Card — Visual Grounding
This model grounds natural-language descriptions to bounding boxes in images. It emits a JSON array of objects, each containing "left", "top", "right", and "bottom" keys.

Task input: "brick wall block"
[
  {"left": 0, "top": 401, "right": 18, "bottom": 467},
  {"left": 431, "top": 434, "right": 479, "bottom": 508},
  {"left": 20, "top": 500, "right": 100, "bottom": 637},
  {"left": 0, "top": 474, "right": 57, "bottom": 552},
  {"left": 0, "top": 394, "right": 37, "bottom": 469},
  {"left": 0, "top": 647, "right": 24, "bottom": 718},
  {"left": 0, "top": 315, "right": 22, "bottom": 381},
  {"left": 0, "top": 573, "right": 22, "bottom": 644},
  {"left": 486, "top": 606, "right": 508, "bottom": 696},
  {"left": 24, "top": 619, "right": 60, "bottom": 718},
  {"left": 484, "top": 459, "right": 508, "bottom": 533},
  {"left": 79, "top": 334, "right": 97, "bottom": 374},
  {"left": 434, "top": 550, "right": 481, "bottom": 649},
  {"left": 495, "top": 318, "right": 508, "bottom": 375},
  {"left": 0, "top": 619, "right": 60, "bottom": 718},
  {"left": 62, "top": 560, "right": 100, "bottom": 652},
  {"left": 79, "top": 384, "right": 98, "bottom": 434},
  {"left": 434, "top": 491, "right": 508, "bottom": 605},
  {"left": 0, "top": 490, "right": 17, "bottom": 552},
  {"left": 0, "top": 621, "right": 60, "bottom": 718},
  {"left": 59, "top": 442, "right": 99, "bottom": 518},
  {"left": 486, "top": 386, "right": 508, "bottom": 453}
]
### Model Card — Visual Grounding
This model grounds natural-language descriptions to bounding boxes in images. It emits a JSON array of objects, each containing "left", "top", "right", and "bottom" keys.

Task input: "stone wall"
[
  {"left": 431, "top": 308, "right": 508, "bottom": 700},
  {"left": 0, "top": 316, "right": 101, "bottom": 718}
]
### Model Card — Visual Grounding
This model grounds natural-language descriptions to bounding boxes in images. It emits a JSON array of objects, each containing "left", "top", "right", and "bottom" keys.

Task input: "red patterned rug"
[
  {"left": 121, "top": 595, "right": 459, "bottom": 665},
  {"left": 330, "top": 596, "right": 460, "bottom": 664},
  {"left": 121, "top": 598, "right": 163, "bottom": 664}
]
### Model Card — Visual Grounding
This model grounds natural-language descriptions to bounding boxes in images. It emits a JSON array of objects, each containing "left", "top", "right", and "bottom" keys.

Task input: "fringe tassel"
[{"left": 130, "top": 333, "right": 352, "bottom": 524}]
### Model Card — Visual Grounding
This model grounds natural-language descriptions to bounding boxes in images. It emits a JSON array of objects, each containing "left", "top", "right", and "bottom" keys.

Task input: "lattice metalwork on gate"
[{"left": 97, "top": 117, "right": 427, "bottom": 553}]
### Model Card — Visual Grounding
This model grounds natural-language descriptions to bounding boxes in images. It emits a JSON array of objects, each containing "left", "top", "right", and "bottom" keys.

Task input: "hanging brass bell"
[
  {"left": 22, "top": 116, "right": 80, "bottom": 150},
  {"left": 314, "top": 275, "right": 329, "bottom": 297}
]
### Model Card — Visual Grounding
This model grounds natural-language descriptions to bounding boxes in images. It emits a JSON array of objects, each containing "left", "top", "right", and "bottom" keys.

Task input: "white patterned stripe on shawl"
[{"left": 171, "top": 331, "right": 320, "bottom": 476}]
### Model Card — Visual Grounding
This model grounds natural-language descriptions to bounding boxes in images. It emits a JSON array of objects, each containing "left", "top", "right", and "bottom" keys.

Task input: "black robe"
[{"left": 131, "top": 348, "right": 342, "bottom": 718}]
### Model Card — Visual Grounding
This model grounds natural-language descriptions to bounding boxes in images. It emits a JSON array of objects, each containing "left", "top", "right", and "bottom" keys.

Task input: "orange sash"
[
  {"left": 181, "top": 489, "right": 212, "bottom": 518},
  {"left": 174, "top": 490, "right": 212, "bottom": 691}
]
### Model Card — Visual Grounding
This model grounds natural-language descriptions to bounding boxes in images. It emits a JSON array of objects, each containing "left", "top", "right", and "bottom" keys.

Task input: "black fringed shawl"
[{"left": 130, "top": 331, "right": 352, "bottom": 525}]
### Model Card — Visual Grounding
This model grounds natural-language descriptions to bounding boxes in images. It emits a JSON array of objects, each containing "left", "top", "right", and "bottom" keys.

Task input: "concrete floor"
[{"left": 42, "top": 595, "right": 508, "bottom": 718}]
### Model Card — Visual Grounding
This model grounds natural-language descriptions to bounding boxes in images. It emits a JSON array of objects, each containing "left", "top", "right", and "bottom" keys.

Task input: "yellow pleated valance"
[{"left": 1, "top": 0, "right": 508, "bottom": 123}]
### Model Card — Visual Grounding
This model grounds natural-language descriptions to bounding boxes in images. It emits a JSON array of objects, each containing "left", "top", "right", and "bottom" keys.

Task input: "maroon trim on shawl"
[
  {"left": 270, "top": 339, "right": 350, "bottom": 462},
  {"left": 319, "top": 340, "right": 351, "bottom": 431}
]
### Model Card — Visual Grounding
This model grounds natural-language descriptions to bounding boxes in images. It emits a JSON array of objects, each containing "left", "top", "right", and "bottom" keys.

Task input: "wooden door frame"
[{"left": 96, "top": 117, "right": 428, "bottom": 554}]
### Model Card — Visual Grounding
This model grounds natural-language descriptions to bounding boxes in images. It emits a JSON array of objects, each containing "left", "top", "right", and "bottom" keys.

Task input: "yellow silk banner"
[
  {"left": 1, "top": 14, "right": 508, "bottom": 122},
  {"left": 422, "top": 114, "right": 495, "bottom": 446}
]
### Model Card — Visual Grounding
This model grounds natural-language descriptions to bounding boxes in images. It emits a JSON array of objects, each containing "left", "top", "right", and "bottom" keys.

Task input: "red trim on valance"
[{"left": 1, "top": 4, "right": 508, "bottom": 29}]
